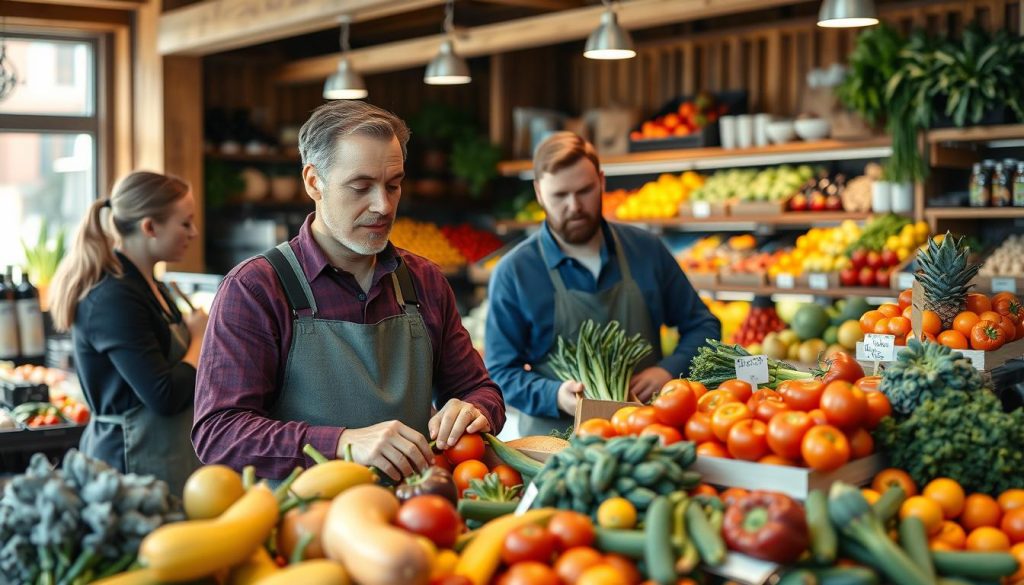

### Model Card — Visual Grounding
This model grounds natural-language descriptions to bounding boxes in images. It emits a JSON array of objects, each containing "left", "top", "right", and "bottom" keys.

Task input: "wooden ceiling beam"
[
  {"left": 3, "top": 0, "right": 132, "bottom": 26},
  {"left": 275, "top": 0, "right": 805, "bottom": 84},
  {"left": 472, "top": 0, "right": 585, "bottom": 11},
  {"left": 158, "top": 0, "right": 447, "bottom": 56}
]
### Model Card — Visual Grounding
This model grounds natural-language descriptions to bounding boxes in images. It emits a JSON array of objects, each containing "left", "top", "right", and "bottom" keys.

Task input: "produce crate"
[
  {"left": 976, "top": 275, "right": 1024, "bottom": 296},
  {"left": 795, "top": 272, "right": 838, "bottom": 291},
  {"left": 628, "top": 91, "right": 748, "bottom": 153},
  {"left": 889, "top": 253, "right": 918, "bottom": 291},
  {"left": 729, "top": 200, "right": 786, "bottom": 216},
  {"left": 690, "top": 453, "right": 885, "bottom": 500},
  {"left": 0, "top": 423, "right": 85, "bottom": 473},
  {"left": 719, "top": 268, "right": 767, "bottom": 287},
  {"left": 684, "top": 270, "right": 719, "bottom": 290},
  {"left": 0, "top": 377, "right": 49, "bottom": 408},
  {"left": 573, "top": 396, "right": 640, "bottom": 430}
]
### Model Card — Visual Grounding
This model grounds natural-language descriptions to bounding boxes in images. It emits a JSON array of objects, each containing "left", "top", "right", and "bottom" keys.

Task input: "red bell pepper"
[{"left": 722, "top": 490, "right": 809, "bottom": 563}]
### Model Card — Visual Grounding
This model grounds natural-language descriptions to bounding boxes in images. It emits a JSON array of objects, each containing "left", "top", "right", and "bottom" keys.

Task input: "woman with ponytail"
[{"left": 50, "top": 171, "right": 206, "bottom": 494}]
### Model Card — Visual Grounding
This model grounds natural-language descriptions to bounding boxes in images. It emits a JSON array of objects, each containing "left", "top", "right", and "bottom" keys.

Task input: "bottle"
[
  {"left": 0, "top": 266, "right": 20, "bottom": 361},
  {"left": 1014, "top": 162, "right": 1024, "bottom": 207},
  {"left": 969, "top": 162, "right": 990, "bottom": 207},
  {"left": 992, "top": 163, "right": 1011, "bottom": 207},
  {"left": 15, "top": 268, "right": 45, "bottom": 362}
]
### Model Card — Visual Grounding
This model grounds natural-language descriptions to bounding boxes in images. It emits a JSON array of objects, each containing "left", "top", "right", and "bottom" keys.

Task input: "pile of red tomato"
[
  {"left": 435, "top": 433, "right": 523, "bottom": 497},
  {"left": 440, "top": 224, "right": 504, "bottom": 263}
]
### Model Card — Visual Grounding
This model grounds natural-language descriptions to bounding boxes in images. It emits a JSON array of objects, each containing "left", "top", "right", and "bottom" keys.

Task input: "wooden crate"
[{"left": 691, "top": 453, "right": 885, "bottom": 500}]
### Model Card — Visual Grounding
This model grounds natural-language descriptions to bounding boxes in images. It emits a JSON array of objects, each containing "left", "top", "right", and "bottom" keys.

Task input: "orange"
[
  {"left": 873, "top": 317, "right": 891, "bottom": 335},
  {"left": 1001, "top": 508, "right": 1024, "bottom": 545},
  {"left": 861, "top": 488, "right": 882, "bottom": 505},
  {"left": 962, "top": 493, "right": 1003, "bottom": 531},
  {"left": 1010, "top": 542, "right": 1024, "bottom": 583},
  {"left": 901, "top": 496, "right": 945, "bottom": 536},
  {"left": 921, "top": 311, "right": 943, "bottom": 336},
  {"left": 602, "top": 555, "right": 642, "bottom": 585},
  {"left": 979, "top": 310, "right": 1004, "bottom": 324},
  {"left": 953, "top": 311, "right": 980, "bottom": 338},
  {"left": 932, "top": 521, "right": 967, "bottom": 549},
  {"left": 938, "top": 330, "right": 969, "bottom": 350},
  {"left": 887, "top": 316, "right": 912, "bottom": 337},
  {"left": 929, "top": 539, "right": 957, "bottom": 551},
  {"left": 878, "top": 303, "right": 901, "bottom": 318},
  {"left": 610, "top": 406, "right": 638, "bottom": 436},
  {"left": 898, "top": 289, "right": 913, "bottom": 311},
  {"left": 923, "top": 478, "right": 966, "bottom": 520},
  {"left": 966, "top": 293, "right": 992, "bottom": 315},
  {"left": 902, "top": 305, "right": 913, "bottom": 319},
  {"left": 577, "top": 564, "right": 631, "bottom": 585},
  {"left": 596, "top": 498, "right": 637, "bottom": 530},
  {"left": 860, "top": 310, "right": 886, "bottom": 334},
  {"left": 965, "top": 526, "right": 1011, "bottom": 551},
  {"left": 999, "top": 489, "right": 1024, "bottom": 513}
]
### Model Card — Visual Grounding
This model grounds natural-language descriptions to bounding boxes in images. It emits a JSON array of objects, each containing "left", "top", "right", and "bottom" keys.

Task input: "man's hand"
[
  {"left": 629, "top": 367, "right": 675, "bottom": 403},
  {"left": 336, "top": 420, "right": 432, "bottom": 482},
  {"left": 556, "top": 380, "right": 585, "bottom": 416},
  {"left": 430, "top": 399, "right": 491, "bottom": 450}
]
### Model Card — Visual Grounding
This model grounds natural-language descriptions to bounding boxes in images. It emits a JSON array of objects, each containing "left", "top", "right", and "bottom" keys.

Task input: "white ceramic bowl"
[
  {"left": 766, "top": 121, "right": 796, "bottom": 144},
  {"left": 795, "top": 118, "right": 831, "bottom": 141}
]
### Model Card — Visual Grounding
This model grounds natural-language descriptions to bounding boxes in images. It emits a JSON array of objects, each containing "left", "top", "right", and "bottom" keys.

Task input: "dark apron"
[
  {"left": 518, "top": 225, "right": 660, "bottom": 437},
  {"left": 262, "top": 243, "right": 434, "bottom": 468}
]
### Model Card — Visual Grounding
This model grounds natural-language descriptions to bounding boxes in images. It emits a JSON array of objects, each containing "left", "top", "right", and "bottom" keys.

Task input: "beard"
[
  {"left": 323, "top": 210, "right": 394, "bottom": 256},
  {"left": 554, "top": 212, "right": 601, "bottom": 244}
]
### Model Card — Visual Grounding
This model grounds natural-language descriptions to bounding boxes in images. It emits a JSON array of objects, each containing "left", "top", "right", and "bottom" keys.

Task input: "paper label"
[
  {"left": 692, "top": 201, "right": 712, "bottom": 218},
  {"left": 991, "top": 277, "right": 1017, "bottom": 294},
  {"left": 776, "top": 273, "right": 795, "bottom": 289},
  {"left": 808, "top": 273, "right": 829, "bottom": 290},
  {"left": 515, "top": 482, "right": 539, "bottom": 515},
  {"left": 734, "top": 355, "right": 770, "bottom": 386},
  {"left": 857, "top": 334, "right": 897, "bottom": 362},
  {"left": 897, "top": 272, "right": 915, "bottom": 290}
]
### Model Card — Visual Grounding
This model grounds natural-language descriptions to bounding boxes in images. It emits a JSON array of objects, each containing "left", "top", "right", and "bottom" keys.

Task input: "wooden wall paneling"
[
  {"left": 745, "top": 35, "right": 761, "bottom": 113},
  {"left": 112, "top": 25, "right": 133, "bottom": 182},
  {"left": 703, "top": 41, "right": 716, "bottom": 93},
  {"left": 728, "top": 37, "right": 742, "bottom": 91},
  {"left": 134, "top": 0, "right": 163, "bottom": 170},
  {"left": 162, "top": 56, "right": 204, "bottom": 272},
  {"left": 489, "top": 54, "right": 507, "bottom": 147},
  {"left": 680, "top": 41, "right": 695, "bottom": 100},
  {"left": 764, "top": 29, "right": 782, "bottom": 115},
  {"left": 617, "top": 58, "right": 630, "bottom": 107}
]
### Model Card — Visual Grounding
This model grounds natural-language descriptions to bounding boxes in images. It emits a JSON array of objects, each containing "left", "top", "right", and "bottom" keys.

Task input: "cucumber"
[
  {"left": 899, "top": 517, "right": 935, "bottom": 581},
  {"left": 931, "top": 550, "right": 1021, "bottom": 580},
  {"left": 595, "top": 528, "right": 645, "bottom": 559},
  {"left": 633, "top": 461, "right": 667, "bottom": 486},
  {"left": 685, "top": 500, "right": 726, "bottom": 566},
  {"left": 456, "top": 499, "right": 518, "bottom": 523},
  {"left": 806, "top": 490, "right": 837, "bottom": 565},
  {"left": 779, "top": 569, "right": 819, "bottom": 585},
  {"left": 484, "top": 434, "right": 544, "bottom": 477},
  {"left": 872, "top": 485, "right": 906, "bottom": 523},
  {"left": 644, "top": 497, "right": 677, "bottom": 585},
  {"left": 590, "top": 453, "right": 618, "bottom": 493},
  {"left": 614, "top": 477, "right": 638, "bottom": 494},
  {"left": 565, "top": 466, "right": 592, "bottom": 504},
  {"left": 625, "top": 487, "right": 658, "bottom": 511},
  {"left": 808, "top": 567, "right": 879, "bottom": 585}
]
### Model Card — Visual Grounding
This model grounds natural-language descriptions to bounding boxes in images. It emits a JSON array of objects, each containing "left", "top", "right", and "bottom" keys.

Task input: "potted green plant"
[
  {"left": 21, "top": 221, "right": 65, "bottom": 311},
  {"left": 883, "top": 29, "right": 941, "bottom": 183},
  {"left": 450, "top": 134, "right": 502, "bottom": 197},
  {"left": 836, "top": 23, "right": 905, "bottom": 128}
]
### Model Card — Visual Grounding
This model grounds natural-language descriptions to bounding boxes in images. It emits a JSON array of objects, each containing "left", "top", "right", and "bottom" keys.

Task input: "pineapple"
[{"left": 916, "top": 232, "right": 980, "bottom": 330}]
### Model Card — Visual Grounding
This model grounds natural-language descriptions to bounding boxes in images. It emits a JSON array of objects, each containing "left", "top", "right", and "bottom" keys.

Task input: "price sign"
[
  {"left": 897, "top": 272, "right": 915, "bottom": 290},
  {"left": 692, "top": 201, "right": 712, "bottom": 218},
  {"left": 734, "top": 355, "right": 770, "bottom": 386},
  {"left": 515, "top": 483, "right": 539, "bottom": 515},
  {"left": 776, "top": 273, "right": 795, "bottom": 289},
  {"left": 857, "top": 334, "right": 897, "bottom": 362},
  {"left": 991, "top": 277, "right": 1017, "bottom": 294},
  {"left": 808, "top": 273, "right": 829, "bottom": 290}
]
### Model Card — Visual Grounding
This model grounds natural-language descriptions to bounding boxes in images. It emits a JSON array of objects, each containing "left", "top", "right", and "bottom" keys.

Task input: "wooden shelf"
[
  {"left": 206, "top": 151, "right": 302, "bottom": 164},
  {"left": 498, "top": 138, "right": 892, "bottom": 179},
  {"left": 495, "top": 211, "right": 878, "bottom": 234},
  {"left": 927, "top": 124, "right": 1024, "bottom": 144},
  {"left": 697, "top": 284, "right": 899, "bottom": 299},
  {"left": 925, "top": 207, "right": 1024, "bottom": 220}
]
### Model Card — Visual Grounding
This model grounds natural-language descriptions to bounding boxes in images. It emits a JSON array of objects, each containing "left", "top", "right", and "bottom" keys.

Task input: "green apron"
[
  {"left": 263, "top": 243, "right": 434, "bottom": 469},
  {"left": 518, "top": 225, "right": 661, "bottom": 437}
]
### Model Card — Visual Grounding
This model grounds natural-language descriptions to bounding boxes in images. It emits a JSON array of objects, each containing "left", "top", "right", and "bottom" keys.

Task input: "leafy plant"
[
  {"left": 408, "top": 102, "right": 476, "bottom": 144},
  {"left": 884, "top": 29, "right": 941, "bottom": 183},
  {"left": 450, "top": 134, "right": 502, "bottom": 197},
  {"left": 204, "top": 160, "right": 244, "bottom": 209},
  {"left": 21, "top": 220, "right": 65, "bottom": 287},
  {"left": 836, "top": 24, "right": 906, "bottom": 127},
  {"left": 933, "top": 24, "right": 1024, "bottom": 127}
]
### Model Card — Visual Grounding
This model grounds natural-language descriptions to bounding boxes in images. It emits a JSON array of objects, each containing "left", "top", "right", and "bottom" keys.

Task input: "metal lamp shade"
[
  {"left": 424, "top": 40, "right": 471, "bottom": 85},
  {"left": 817, "top": 0, "right": 879, "bottom": 28},
  {"left": 584, "top": 10, "right": 636, "bottom": 60},
  {"left": 323, "top": 58, "right": 368, "bottom": 100}
]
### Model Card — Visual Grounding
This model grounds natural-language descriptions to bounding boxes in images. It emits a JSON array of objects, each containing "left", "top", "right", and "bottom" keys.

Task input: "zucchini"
[
  {"left": 590, "top": 453, "right": 618, "bottom": 493},
  {"left": 625, "top": 487, "right": 658, "bottom": 511},
  {"left": 595, "top": 528, "right": 645, "bottom": 559},
  {"left": 806, "top": 490, "right": 837, "bottom": 565},
  {"left": 457, "top": 500, "right": 518, "bottom": 523},
  {"left": 633, "top": 461, "right": 667, "bottom": 486},
  {"left": 644, "top": 497, "right": 677, "bottom": 585},
  {"left": 898, "top": 517, "right": 935, "bottom": 581},
  {"left": 808, "top": 567, "right": 879, "bottom": 585},
  {"left": 685, "top": 500, "right": 726, "bottom": 566},
  {"left": 872, "top": 485, "right": 906, "bottom": 523},
  {"left": 931, "top": 550, "right": 1020, "bottom": 580}
]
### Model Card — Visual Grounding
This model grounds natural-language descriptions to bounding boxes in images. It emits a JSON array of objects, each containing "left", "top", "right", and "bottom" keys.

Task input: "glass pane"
[
  {"left": 0, "top": 132, "right": 95, "bottom": 275},
  {"left": 0, "top": 37, "right": 95, "bottom": 116}
]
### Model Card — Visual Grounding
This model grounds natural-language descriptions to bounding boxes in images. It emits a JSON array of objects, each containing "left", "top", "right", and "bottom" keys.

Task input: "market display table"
[{"left": 0, "top": 423, "right": 85, "bottom": 473}]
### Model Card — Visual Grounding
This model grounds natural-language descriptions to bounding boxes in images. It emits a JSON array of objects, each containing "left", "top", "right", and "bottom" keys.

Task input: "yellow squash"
[
  {"left": 226, "top": 547, "right": 279, "bottom": 585},
  {"left": 454, "top": 508, "right": 556, "bottom": 585},
  {"left": 289, "top": 460, "right": 376, "bottom": 500},
  {"left": 253, "top": 560, "right": 349, "bottom": 585},
  {"left": 89, "top": 569, "right": 158, "bottom": 585}
]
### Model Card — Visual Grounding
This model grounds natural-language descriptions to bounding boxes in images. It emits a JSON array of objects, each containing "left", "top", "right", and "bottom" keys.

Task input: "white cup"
[
  {"left": 891, "top": 182, "right": 914, "bottom": 214},
  {"left": 719, "top": 116, "right": 737, "bottom": 149},
  {"left": 872, "top": 181, "right": 893, "bottom": 213},
  {"left": 736, "top": 115, "right": 754, "bottom": 149},
  {"left": 754, "top": 114, "right": 771, "bottom": 147}
]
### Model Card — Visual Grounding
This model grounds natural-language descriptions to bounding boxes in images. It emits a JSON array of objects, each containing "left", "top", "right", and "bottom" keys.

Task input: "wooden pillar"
[
  {"left": 489, "top": 54, "right": 508, "bottom": 149},
  {"left": 163, "top": 56, "right": 204, "bottom": 273}
]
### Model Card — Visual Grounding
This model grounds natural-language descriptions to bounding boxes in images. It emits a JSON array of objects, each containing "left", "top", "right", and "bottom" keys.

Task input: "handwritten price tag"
[
  {"left": 808, "top": 273, "right": 829, "bottom": 290},
  {"left": 897, "top": 272, "right": 915, "bottom": 290},
  {"left": 692, "top": 201, "right": 712, "bottom": 218},
  {"left": 776, "top": 273, "right": 795, "bottom": 289},
  {"left": 857, "top": 334, "right": 897, "bottom": 362},
  {"left": 991, "top": 277, "right": 1017, "bottom": 294},
  {"left": 734, "top": 355, "right": 770, "bottom": 386}
]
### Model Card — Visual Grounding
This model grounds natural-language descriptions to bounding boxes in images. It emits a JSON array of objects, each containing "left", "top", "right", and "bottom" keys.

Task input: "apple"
[
  {"left": 866, "top": 251, "right": 883, "bottom": 270},
  {"left": 825, "top": 194, "right": 843, "bottom": 211},
  {"left": 840, "top": 267, "right": 859, "bottom": 287},
  {"left": 810, "top": 193, "right": 827, "bottom": 212},
  {"left": 790, "top": 194, "right": 809, "bottom": 212},
  {"left": 850, "top": 249, "right": 868, "bottom": 270},
  {"left": 875, "top": 267, "right": 892, "bottom": 288},
  {"left": 859, "top": 267, "right": 877, "bottom": 287},
  {"left": 881, "top": 249, "right": 900, "bottom": 267}
]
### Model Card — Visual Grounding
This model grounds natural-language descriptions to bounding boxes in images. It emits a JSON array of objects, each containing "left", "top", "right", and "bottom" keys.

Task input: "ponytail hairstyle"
[{"left": 50, "top": 171, "right": 191, "bottom": 332}]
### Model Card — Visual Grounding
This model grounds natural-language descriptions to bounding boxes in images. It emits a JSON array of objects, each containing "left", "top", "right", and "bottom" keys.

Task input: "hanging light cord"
[
  {"left": 339, "top": 16, "right": 352, "bottom": 53},
  {"left": 443, "top": 0, "right": 456, "bottom": 35}
]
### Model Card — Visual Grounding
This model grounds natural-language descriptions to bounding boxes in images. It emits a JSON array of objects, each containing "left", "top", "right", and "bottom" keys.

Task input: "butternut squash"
[
  {"left": 289, "top": 460, "right": 376, "bottom": 500},
  {"left": 139, "top": 485, "right": 279, "bottom": 581},
  {"left": 321, "top": 484, "right": 430, "bottom": 585},
  {"left": 253, "top": 560, "right": 349, "bottom": 585}
]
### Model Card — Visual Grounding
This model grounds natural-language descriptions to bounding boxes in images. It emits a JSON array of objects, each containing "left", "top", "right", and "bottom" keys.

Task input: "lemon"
[{"left": 597, "top": 497, "right": 638, "bottom": 529}]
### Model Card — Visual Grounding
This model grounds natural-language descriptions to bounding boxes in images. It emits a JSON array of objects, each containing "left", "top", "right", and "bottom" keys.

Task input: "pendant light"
[
  {"left": 817, "top": 0, "right": 879, "bottom": 28},
  {"left": 323, "top": 16, "right": 368, "bottom": 100},
  {"left": 584, "top": 1, "right": 635, "bottom": 60},
  {"left": 424, "top": 0, "right": 471, "bottom": 85},
  {"left": 0, "top": 18, "right": 19, "bottom": 102}
]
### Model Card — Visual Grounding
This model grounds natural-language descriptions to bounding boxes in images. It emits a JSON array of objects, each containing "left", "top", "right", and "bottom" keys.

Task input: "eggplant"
[{"left": 394, "top": 466, "right": 458, "bottom": 505}]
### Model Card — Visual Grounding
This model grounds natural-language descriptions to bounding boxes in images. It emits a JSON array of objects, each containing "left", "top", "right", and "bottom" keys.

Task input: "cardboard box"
[
  {"left": 573, "top": 396, "right": 641, "bottom": 430},
  {"left": 691, "top": 453, "right": 885, "bottom": 500}
]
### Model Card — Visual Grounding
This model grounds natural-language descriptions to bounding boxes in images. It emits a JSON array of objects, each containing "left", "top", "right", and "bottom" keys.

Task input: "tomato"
[
  {"left": 966, "top": 293, "right": 992, "bottom": 315},
  {"left": 933, "top": 521, "right": 967, "bottom": 549},
  {"left": 626, "top": 407, "right": 658, "bottom": 436},
  {"left": 433, "top": 452, "right": 452, "bottom": 472},
  {"left": 778, "top": 379, "right": 825, "bottom": 412},
  {"left": 898, "top": 289, "right": 913, "bottom": 311},
  {"left": 873, "top": 317, "right": 891, "bottom": 335},
  {"left": 921, "top": 310, "right": 943, "bottom": 337},
  {"left": 684, "top": 412, "right": 715, "bottom": 444},
  {"left": 863, "top": 390, "right": 893, "bottom": 429},
  {"left": 801, "top": 424, "right": 851, "bottom": 472},
  {"left": 696, "top": 441, "right": 730, "bottom": 458},
  {"left": 726, "top": 419, "right": 770, "bottom": 461},
  {"left": 610, "top": 407, "right": 638, "bottom": 436},
  {"left": 553, "top": 547, "right": 604, "bottom": 585},
  {"left": 710, "top": 402, "right": 753, "bottom": 442},
  {"left": 953, "top": 311, "right": 981, "bottom": 338},
  {"left": 720, "top": 487, "right": 750, "bottom": 508},
  {"left": 548, "top": 511, "right": 595, "bottom": 551},
  {"left": 183, "top": 464, "right": 246, "bottom": 520},
  {"left": 577, "top": 418, "right": 617, "bottom": 439},
  {"left": 846, "top": 427, "right": 874, "bottom": 459},
  {"left": 753, "top": 399, "right": 790, "bottom": 423},
  {"left": 886, "top": 316, "right": 912, "bottom": 337},
  {"left": 979, "top": 310, "right": 1004, "bottom": 324},
  {"left": 938, "top": 330, "right": 969, "bottom": 350},
  {"left": 602, "top": 554, "right": 642, "bottom": 585},
  {"left": 686, "top": 380, "right": 708, "bottom": 399},
  {"left": 900, "top": 496, "right": 945, "bottom": 536},
  {"left": 966, "top": 527, "right": 1011, "bottom": 552},
  {"left": 652, "top": 381, "right": 698, "bottom": 428},
  {"left": 492, "top": 464, "right": 523, "bottom": 488},
  {"left": 640, "top": 423, "right": 683, "bottom": 446},
  {"left": 747, "top": 389, "right": 783, "bottom": 410},
  {"left": 962, "top": 493, "right": 1002, "bottom": 531},
  {"left": 807, "top": 409, "right": 829, "bottom": 425},
  {"left": 718, "top": 379, "right": 753, "bottom": 403},
  {"left": 970, "top": 320, "right": 1006, "bottom": 351},
  {"left": 690, "top": 484, "right": 719, "bottom": 497},
  {"left": 445, "top": 433, "right": 485, "bottom": 465},
  {"left": 432, "top": 576, "right": 473, "bottom": 585},
  {"left": 697, "top": 390, "right": 738, "bottom": 414},
  {"left": 767, "top": 411, "right": 815, "bottom": 460},
  {"left": 577, "top": 564, "right": 631, "bottom": 585},
  {"left": 998, "top": 489, "right": 1024, "bottom": 513},
  {"left": 878, "top": 303, "right": 901, "bottom": 318},
  {"left": 861, "top": 489, "right": 882, "bottom": 505},
  {"left": 819, "top": 381, "right": 867, "bottom": 429},
  {"left": 872, "top": 468, "right": 918, "bottom": 497},
  {"left": 992, "top": 291, "right": 1019, "bottom": 306},
  {"left": 993, "top": 295, "right": 1023, "bottom": 322},
  {"left": 817, "top": 352, "right": 865, "bottom": 385},
  {"left": 1011, "top": 542, "right": 1024, "bottom": 582},
  {"left": 452, "top": 460, "right": 488, "bottom": 494},
  {"left": 996, "top": 315, "right": 1020, "bottom": 341},
  {"left": 498, "top": 561, "right": 560, "bottom": 585},
  {"left": 860, "top": 310, "right": 886, "bottom": 334},
  {"left": 501, "top": 523, "right": 556, "bottom": 565},
  {"left": 396, "top": 495, "right": 463, "bottom": 549},
  {"left": 923, "top": 478, "right": 966, "bottom": 520}
]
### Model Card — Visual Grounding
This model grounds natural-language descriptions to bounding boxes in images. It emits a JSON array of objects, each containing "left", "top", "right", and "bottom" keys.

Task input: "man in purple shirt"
[{"left": 193, "top": 101, "right": 505, "bottom": 481}]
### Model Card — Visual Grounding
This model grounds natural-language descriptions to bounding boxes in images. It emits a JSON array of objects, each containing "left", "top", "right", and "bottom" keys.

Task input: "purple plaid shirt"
[{"left": 192, "top": 214, "right": 505, "bottom": 477}]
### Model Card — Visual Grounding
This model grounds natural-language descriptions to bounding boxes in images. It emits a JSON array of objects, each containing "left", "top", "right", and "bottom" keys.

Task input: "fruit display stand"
[{"left": 690, "top": 453, "right": 885, "bottom": 500}]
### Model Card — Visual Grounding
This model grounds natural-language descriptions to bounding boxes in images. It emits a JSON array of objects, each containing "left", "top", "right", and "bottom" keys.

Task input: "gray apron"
[
  {"left": 262, "top": 243, "right": 434, "bottom": 465},
  {"left": 519, "top": 226, "right": 661, "bottom": 437},
  {"left": 91, "top": 286, "right": 200, "bottom": 497}
]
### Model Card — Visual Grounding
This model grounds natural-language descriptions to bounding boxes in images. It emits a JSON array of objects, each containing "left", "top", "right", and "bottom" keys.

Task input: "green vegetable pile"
[
  {"left": 688, "top": 339, "right": 811, "bottom": 390},
  {"left": 549, "top": 320, "right": 653, "bottom": 401},
  {"left": 879, "top": 339, "right": 985, "bottom": 416},
  {"left": 845, "top": 214, "right": 911, "bottom": 254},
  {"left": 0, "top": 450, "right": 184, "bottom": 585}
]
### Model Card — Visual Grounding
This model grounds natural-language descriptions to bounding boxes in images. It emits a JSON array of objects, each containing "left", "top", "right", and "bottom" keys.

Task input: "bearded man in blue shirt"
[{"left": 485, "top": 132, "right": 721, "bottom": 437}]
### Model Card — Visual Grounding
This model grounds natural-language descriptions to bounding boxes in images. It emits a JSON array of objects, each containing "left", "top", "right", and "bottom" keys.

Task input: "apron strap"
[
  {"left": 390, "top": 258, "right": 420, "bottom": 309},
  {"left": 536, "top": 236, "right": 570, "bottom": 295},
  {"left": 262, "top": 243, "right": 318, "bottom": 317},
  {"left": 537, "top": 224, "right": 634, "bottom": 292},
  {"left": 93, "top": 413, "right": 124, "bottom": 425}
]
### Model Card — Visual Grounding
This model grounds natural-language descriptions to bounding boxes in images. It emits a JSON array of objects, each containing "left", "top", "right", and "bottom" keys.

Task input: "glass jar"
[
  {"left": 992, "top": 163, "right": 1011, "bottom": 207},
  {"left": 969, "top": 162, "right": 990, "bottom": 207},
  {"left": 1014, "top": 162, "right": 1024, "bottom": 207}
]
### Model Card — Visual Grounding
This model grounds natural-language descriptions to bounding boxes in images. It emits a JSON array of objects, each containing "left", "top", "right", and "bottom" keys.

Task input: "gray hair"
[{"left": 298, "top": 101, "right": 411, "bottom": 186}]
